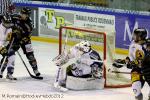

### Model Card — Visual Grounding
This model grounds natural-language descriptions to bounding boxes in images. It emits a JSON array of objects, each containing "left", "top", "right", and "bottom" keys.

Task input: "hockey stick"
[
  {"left": 17, "top": 51, "right": 43, "bottom": 80},
  {"left": 108, "top": 69, "right": 131, "bottom": 74},
  {"left": 82, "top": 59, "right": 125, "bottom": 66},
  {"left": 0, "top": 38, "right": 14, "bottom": 75}
]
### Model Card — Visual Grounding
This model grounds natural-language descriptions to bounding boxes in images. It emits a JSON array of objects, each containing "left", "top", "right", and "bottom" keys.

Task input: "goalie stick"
[
  {"left": 17, "top": 51, "right": 43, "bottom": 80},
  {"left": 86, "top": 59, "right": 130, "bottom": 74},
  {"left": 108, "top": 69, "right": 131, "bottom": 74},
  {"left": 83, "top": 59, "right": 125, "bottom": 66}
]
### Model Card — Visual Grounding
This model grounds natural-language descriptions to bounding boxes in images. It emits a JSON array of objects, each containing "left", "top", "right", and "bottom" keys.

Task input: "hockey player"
[
  {"left": 113, "top": 28, "right": 147, "bottom": 100},
  {"left": 0, "top": 15, "right": 16, "bottom": 79},
  {"left": 141, "top": 38, "right": 150, "bottom": 100},
  {"left": 0, "top": 7, "right": 41, "bottom": 79},
  {"left": 53, "top": 40, "right": 104, "bottom": 90},
  {"left": 10, "top": 7, "right": 41, "bottom": 76}
]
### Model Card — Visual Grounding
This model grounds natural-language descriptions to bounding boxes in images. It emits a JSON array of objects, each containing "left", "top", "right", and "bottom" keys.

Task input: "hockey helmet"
[
  {"left": 133, "top": 28, "right": 147, "bottom": 40},
  {"left": 78, "top": 40, "right": 91, "bottom": 52},
  {"left": 21, "top": 7, "right": 31, "bottom": 15}
]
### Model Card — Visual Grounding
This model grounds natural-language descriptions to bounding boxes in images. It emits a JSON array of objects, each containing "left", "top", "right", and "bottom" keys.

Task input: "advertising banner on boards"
[
  {"left": 13, "top": 1, "right": 150, "bottom": 49},
  {"left": 38, "top": 8, "right": 115, "bottom": 38},
  {"left": 115, "top": 16, "right": 150, "bottom": 49}
]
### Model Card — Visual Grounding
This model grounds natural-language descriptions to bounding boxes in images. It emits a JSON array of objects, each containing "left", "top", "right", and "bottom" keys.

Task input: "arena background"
[{"left": 12, "top": 0, "right": 150, "bottom": 55}]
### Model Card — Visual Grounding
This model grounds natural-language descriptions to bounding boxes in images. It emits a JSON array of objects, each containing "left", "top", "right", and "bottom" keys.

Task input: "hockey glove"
[
  {"left": 0, "top": 46, "right": 7, "bottom": 56},
  {"left": 126, "top": 60, "right": 139, "bottom": 69},
  {"left": 112, "top": 59, "right": 126, "bottom": 68}
]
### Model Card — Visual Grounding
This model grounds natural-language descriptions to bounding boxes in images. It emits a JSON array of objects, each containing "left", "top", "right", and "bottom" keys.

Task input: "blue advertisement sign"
[{"left": 116, "top": 15, "right": 150, "bottom": 49}]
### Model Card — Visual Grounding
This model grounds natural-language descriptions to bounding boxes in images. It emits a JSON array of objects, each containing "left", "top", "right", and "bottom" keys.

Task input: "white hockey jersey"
[
  {"left": 67, "top": 45, "right": 102, "bottom": 77},
  {"left": 0, "top": 23, "right": 12, "bottom": 47}
]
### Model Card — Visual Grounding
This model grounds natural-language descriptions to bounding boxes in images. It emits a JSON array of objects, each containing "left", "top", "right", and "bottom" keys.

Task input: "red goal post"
[{"left": 59, "top": 26, "right": 131, "bottom": 88}]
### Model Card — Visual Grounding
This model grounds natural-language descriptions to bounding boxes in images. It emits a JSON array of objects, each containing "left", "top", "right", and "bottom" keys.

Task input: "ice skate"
[
  {"left": 53, "top": 82, "right": 68, "bottom": 92},
  {"left": 135, "top": 93, "right": 143, "bottom": 100},
  {"left": 6, "top": 74, "right": 17, "bottom": 80},
  {"left": 33, "top": 69, "right": 41, "bottom": 76},
  {"left": 0, "top": 72, "right": 3, "bottom": 78}
]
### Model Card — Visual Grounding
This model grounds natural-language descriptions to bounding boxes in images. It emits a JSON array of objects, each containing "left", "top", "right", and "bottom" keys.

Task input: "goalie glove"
[
  {"left": 53, "top": 53, "right": 69, "bottom": 66},
  {"left": 112, "top": 59, "right": 126, "bottom": 68}
]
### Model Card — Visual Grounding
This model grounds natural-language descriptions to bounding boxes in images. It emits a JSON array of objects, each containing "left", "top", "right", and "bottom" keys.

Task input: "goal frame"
[{"left": 59, "top": 26, "right": 131, "bottom": 88}]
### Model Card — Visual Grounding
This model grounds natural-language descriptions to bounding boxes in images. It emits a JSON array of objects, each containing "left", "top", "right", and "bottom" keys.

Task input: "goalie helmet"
[
  {"left": 133, "top": 28, "right": 147, "bottom": 41},
  {"left": 78, "top": 40, "right": 91, "bottom": 53},
  {"left": 21, "top": 7, "right": 31, "bottom": 15}
]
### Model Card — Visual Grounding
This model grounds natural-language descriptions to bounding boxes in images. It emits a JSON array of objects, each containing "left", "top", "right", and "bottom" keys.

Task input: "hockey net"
[{"left": 59, "top": 26, "right": 132, "bottom": 88}]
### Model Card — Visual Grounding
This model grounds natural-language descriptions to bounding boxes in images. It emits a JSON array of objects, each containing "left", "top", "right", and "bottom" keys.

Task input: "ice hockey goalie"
[{"left": 53, "top": 40, "right": 105, "bottom": 90}]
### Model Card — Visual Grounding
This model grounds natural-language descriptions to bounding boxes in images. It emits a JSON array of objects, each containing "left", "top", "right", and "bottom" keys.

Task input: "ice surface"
[{"left": 0, "top": 41, "right": 149, "bottom": 100}]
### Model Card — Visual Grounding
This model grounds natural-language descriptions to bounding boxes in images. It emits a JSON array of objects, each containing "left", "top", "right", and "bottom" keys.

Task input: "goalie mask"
[
  {"left": 132, "top": 28, "right": 147, "bottom": 42},
  {"left": 78, "top": 40, "right": 91, "bottom": 53}
]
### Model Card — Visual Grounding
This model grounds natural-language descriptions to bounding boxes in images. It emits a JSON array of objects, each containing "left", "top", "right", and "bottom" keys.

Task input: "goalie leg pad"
[
  {"left": 66, "top": 75, "right": 104, "bottom": 90},
  {"left": 59, "top": 66, "right": 67, "bottom": 83},
  {"left": 55, "top": 66, "right": 67, "bottom": 86}
]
